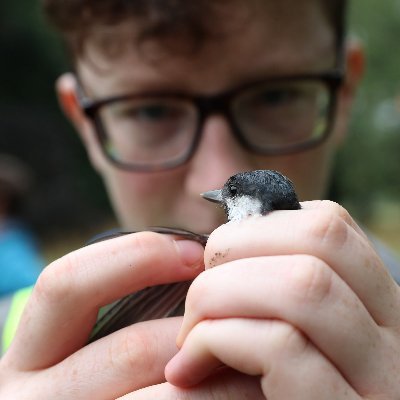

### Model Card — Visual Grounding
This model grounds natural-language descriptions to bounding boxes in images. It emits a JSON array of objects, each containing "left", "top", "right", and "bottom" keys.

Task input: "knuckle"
[
  {"left": 273, "top": 321, "right": 309, "bottom": 357},
  {"left": 110, "top": 328, "right": 156, "bottom": 376},
  {"left": 129, "top": 231, "right": 159, "bottom": 255},
  {"left": 34, "top": 252, "right": 79, "bottom": 304},
  {"left": 288, "top": 255, "right": 333, "bottom": 305},
  {"left": 320, "top": 200, "right": 352, "bottom": 222},
  {"left": 128, "top": 231, "right": 174, "bottom": 265},
  {"left": 307, "top": 201, "right": 349, "bottom": 248}
]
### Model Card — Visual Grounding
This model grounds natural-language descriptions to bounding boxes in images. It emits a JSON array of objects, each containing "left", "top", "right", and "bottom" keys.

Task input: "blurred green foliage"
[
  {"left": 333, "top": 0, "right": 400, "bottom": 222},
  {"left": 0, "top": 0, "right": 399, "bottom": 239}
]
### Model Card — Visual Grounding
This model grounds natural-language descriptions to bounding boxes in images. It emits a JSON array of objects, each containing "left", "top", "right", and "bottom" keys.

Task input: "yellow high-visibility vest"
[{"left": 2, "top": 286, "right": 32, "bottom": 354}]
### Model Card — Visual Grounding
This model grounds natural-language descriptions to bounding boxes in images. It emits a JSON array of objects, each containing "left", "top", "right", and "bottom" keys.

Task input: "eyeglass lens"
[{"left": 97, "top": 78, "right": 331, "bottom": 168}]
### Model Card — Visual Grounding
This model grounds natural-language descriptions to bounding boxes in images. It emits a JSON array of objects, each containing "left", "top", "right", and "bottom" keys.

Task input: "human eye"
[
  {"left": 252, "top": 85, "right": 304, "bottom": 108},
  {"left": 117, "top": 101, "right": 182, "bottom": 123},
  {"left": 234, "top": 79, "right": 329, "bottom": 145},
  {"left": 100, "top": 97, "right": 196, "bottom": 152},
  {"left": 239, "top": 80, "right": 326, "bottom": 119}
]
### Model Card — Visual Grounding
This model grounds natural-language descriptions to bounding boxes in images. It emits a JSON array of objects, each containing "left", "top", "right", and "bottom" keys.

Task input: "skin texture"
[{"left": 2, "top": 1, "right": 400, "bottom": 399}]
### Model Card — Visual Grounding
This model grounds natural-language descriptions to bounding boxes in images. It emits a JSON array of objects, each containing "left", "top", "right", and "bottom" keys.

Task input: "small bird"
[
  {"left": 88, "top": 170, "right": 300, "bottom": 342},
  {"left": 202, "top": 170, "right": 301, "bottom": 221}
]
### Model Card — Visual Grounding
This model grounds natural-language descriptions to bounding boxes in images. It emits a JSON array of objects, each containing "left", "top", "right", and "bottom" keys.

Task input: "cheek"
[{"left": 285, "top": 143, "right": 336, "bottom": 200}]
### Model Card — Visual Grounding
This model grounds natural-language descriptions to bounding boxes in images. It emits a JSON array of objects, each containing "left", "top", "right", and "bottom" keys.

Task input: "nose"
[{"left": 185, "top": 114, "right": 252, "bottom": 194}]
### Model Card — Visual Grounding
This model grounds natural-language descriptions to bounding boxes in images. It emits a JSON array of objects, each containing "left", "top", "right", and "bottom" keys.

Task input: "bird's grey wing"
[{"left": 86, "top": 227, "right": 208, "bottom": 343}]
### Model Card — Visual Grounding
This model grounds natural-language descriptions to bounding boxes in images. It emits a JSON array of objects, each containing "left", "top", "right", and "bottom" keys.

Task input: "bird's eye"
[{"left": 229, "top": 185, "right": 237, "bottom": 195}]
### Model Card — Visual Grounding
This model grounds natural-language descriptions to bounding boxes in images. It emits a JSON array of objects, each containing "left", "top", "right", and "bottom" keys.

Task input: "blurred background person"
[{"left": 0, "top": 154, "right": 43, "bottom": 297}]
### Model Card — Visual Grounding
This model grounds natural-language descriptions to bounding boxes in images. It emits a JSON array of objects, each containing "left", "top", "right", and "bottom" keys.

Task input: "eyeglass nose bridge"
[
  {"left": 194, "top": 93, "right": 248, "bottom": 150},
  {"left": 197, "top": 91, "right": 232, "bottom": 115}
]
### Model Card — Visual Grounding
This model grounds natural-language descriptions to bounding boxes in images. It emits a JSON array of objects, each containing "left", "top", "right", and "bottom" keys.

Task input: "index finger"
[{"left": 4, "top": 232, "right": 204, "bottom": 371}]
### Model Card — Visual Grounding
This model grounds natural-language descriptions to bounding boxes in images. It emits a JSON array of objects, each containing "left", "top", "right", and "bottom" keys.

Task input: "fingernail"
[{"left": 174, "top": 240, "right": 204, "bottom": 268}]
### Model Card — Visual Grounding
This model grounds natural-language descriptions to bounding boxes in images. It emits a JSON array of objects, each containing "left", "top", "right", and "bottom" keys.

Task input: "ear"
[
  {"left": 333, "top": 38, "right": 365, "bottom": 145},
  {"left": 56, "top": 72, "right": 94, "bottom": 146},
  {"left": 342, "top": 37, "right": 365, "bottom": 101},
  {"left": 56, "top": 73, "right": 107, "bottom": 172}
]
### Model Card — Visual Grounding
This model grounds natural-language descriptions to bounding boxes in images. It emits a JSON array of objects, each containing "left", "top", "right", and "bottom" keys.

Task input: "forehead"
[{"left": 78, "top": 0, "right": 335, "bottom": 98}]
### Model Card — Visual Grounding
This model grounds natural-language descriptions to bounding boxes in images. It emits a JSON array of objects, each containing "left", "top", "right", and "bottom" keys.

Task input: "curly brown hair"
[{"left": 41, "top": 0, "right": 347, "bottom": 60}]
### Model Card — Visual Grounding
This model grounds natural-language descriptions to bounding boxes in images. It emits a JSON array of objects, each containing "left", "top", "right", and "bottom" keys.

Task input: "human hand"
[
  {"left": 162, "top": 201, "right": 400, "bottom": 399},
  {"left": 0, "top": 232, "right": 205, "bottom": 399}
]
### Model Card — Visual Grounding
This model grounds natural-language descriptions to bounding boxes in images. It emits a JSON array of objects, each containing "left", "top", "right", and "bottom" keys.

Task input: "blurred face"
[{"left": 74, "top": 0, "right": 347, "bottom": 233}]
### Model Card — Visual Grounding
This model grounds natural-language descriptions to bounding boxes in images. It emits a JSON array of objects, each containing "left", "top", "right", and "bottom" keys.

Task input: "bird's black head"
[{"left": 202, "top": 170, "right": 301, "bottom": 221}]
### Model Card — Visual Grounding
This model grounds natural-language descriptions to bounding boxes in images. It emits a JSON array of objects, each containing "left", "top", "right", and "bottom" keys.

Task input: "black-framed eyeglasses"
[{"left": 78, "top": 71, "right": 344, "bottom": 172}]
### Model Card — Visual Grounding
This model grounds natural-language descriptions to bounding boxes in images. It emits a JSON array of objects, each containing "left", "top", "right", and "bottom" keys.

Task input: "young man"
[{"left": 1, "top": 0, "right": 399, "bottom": 398}]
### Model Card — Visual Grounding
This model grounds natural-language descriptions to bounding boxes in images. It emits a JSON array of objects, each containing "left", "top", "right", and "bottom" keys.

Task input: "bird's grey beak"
[{"left": 201, "top": 189, "right": 223, "bottom": 204}]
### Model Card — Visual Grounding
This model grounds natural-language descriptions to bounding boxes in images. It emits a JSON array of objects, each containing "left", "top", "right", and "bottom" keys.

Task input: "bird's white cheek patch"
[{"left": 226, "top": 195, "right": 263, "bottom": 222}]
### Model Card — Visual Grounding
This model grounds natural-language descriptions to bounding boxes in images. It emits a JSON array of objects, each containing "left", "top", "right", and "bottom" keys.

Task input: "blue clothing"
[{"left": 0, "top": 221, "right": 43, "bottom": 297}]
